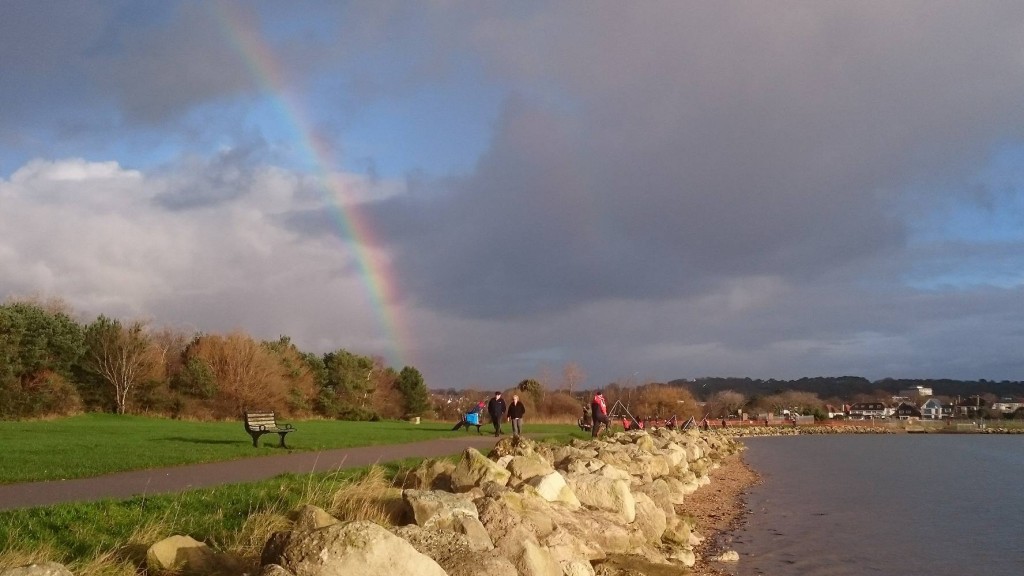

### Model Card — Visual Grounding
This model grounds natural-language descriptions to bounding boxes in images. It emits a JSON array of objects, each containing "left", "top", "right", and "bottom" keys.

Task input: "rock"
[
  {"left": 564, "top": 458, "right": 605, "bottom": 476},
  {"left": 715, "top": 550, "right": 740, "bottom": 562},
  {"left": 667, "top": 546, "right": 696, "bottom": 567},
  {"left": 455, "top": 515, "right": 495, "bottom": 551},
  {"left": 403, "top": 489, "right": 479, "bottom": 530},
  {"left": 475, "top": 494, "right": 544, "bottom": 556},
  {"left": 515, "top": 539, "right": 561, "bottom": 576},
  {"left": 631, "top": 434, "right": 655, "bottom": 453},
  {"left": 634, "top": 479, "right": 677, "bottom": 516},
  {"left": 262, "top": 520, "right": 447, "bottom": 576},
  {"left": 541, "top": 526, "right": 605, "bottom": 566},
  {"left": 507, "top": 454, "right": 556, "bottom": 485},
  {"left": 257, "top": 564, "right": 295, "bottom": 576},
  {"left": 0, "top": 562, "right": 74, "bottom": 576},
  {"left": 451, "top": 448, "right": 511, "bottom": 491},
  {"left": 565, "top": 474, "right": 635, "bottom": 523},
  {"left": 631, "top": 493, "right": 667, "bottom": 544},
  {"left": 595, "top": 463, "right": 631, "bottom": 482},
  {"left": 402, "top": 488, "right": 494, "bottom": 549},
  {"left": 559, "top": 560, "right": 596, "bottom": 576},
  {"left": 527, "top": 471, "right": 581, "bottom": 509},
  {"left": 292, "top": 505, "right": 339, "bottom": 532},
  {"left": 662, "top": 515, "right": 693, "bottom": 546},
  {"left": 490, "top": 435, "right": 538, "bottom": 458},
  {"left": 393, "top": 524, "right": 513, "bottom": 576},
  {"left": 409, "top": 458, "right": 456, "bottom": 491},
  {"left": 659, "top": 442, "right": 687, "bottom": 467},
  {"left": 146, "top": 535, "right": 225, "bottom": 574}
]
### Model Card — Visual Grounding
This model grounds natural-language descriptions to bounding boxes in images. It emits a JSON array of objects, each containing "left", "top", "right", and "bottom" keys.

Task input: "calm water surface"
[{"left": 726, "top": 435, "right": 1024, "bottom": 576}]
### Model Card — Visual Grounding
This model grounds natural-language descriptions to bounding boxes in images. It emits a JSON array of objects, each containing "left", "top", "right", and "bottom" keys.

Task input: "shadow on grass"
[{"left": 159, "top": 437, "right": 248, "bottom": 445}]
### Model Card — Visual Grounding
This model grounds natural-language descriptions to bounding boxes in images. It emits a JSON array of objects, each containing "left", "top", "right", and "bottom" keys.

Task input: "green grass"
[
  {"left": 0, "top": 414, "right": 583, "bottom": 484},
  {"left": 0, "top": 460, "right": 420, "bottom": 571}
]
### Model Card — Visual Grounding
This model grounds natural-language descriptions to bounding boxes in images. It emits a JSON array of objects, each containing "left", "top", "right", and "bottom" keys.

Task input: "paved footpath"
[{"left": 0, "top": 436, "right": 499, "bottom": 512}]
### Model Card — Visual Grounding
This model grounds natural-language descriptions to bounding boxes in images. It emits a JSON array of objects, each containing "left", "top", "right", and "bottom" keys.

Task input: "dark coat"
[
  {"left": 488, "top": 396, "right": 507, "bottom": 419},
  {"left": 507, "top": 400, "right": 526, "bottom": 419}
]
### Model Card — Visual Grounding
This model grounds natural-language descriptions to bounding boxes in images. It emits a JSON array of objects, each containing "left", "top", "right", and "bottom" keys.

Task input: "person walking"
[
  {"left": 591, "top": 390, "right": 609, "bottom": 437},
  {"left": 507, "top": 394, "right": 526, "bottom": 437},
  {"left": 488, "top": 391, "right": 507, "bottom": 437}
]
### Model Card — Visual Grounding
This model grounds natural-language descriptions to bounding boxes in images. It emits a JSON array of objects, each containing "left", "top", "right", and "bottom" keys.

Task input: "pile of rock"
[
  {"left": 720, "top": 425, "right": 895, "bottom": 437},
  {"left": 1, "top": 428, "right": 742, "bottom": 576}
]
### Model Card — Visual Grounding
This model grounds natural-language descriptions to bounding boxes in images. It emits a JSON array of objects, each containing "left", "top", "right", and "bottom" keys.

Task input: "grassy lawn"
[
  {"left": 0, "top": 414, "right": 584, "bottom": 484},
  {"left": 0, "top": 460, "right": 423, "bottom": 571},
  {"left": 0, "top": 429, "right": 589, "bottom": 573}
]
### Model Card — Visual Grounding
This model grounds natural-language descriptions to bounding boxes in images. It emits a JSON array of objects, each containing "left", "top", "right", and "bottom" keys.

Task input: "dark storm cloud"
[
  {"left": 364, "top": 2, "right": 1024, "bottom": 321},
  {"left": 87, "top": 3, "right": 257, "bottom": 124},
  {"left": 154, "top": 141, "right": 269, "bottom": 209}
]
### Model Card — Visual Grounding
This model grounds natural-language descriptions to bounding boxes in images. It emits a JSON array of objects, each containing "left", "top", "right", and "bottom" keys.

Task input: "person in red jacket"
[{"left": 591, "top": 391, "right": 609, "bottom": 437}]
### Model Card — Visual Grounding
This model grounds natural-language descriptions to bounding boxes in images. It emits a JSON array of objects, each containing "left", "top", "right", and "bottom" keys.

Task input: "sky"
[{"left": 2, "top": 1, "right": 1024, "bottom": 390}]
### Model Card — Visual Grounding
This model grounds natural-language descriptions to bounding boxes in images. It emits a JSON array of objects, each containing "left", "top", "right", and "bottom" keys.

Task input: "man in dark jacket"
[{"left": 487, "top": 391, "right": 507, "bottom": 437}]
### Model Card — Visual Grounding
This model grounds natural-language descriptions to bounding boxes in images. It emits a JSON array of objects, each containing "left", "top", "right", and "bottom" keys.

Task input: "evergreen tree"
[{"left": 396, "top": 366, "right": 429, "bottom": 417}]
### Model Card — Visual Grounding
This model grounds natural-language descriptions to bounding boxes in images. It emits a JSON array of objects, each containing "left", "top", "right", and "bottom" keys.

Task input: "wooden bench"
[{"left": 243, "top": 411, "right": 295, "bottom": 448}]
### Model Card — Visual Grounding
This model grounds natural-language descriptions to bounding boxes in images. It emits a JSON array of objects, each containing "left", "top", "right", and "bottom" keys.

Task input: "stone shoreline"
[{"left": 682, "top": 451, "right": 760, "bottom": 576}]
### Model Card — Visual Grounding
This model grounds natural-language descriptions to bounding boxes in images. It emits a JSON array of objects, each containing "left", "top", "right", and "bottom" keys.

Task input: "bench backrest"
[{"left": 245, "top": 411, "right": 279, "bottom": 430}]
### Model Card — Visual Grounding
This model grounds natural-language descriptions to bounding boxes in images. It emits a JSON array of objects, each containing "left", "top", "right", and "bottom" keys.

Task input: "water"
[{"left": 726, "top": 435, "right": 1024, "bottom": 576}]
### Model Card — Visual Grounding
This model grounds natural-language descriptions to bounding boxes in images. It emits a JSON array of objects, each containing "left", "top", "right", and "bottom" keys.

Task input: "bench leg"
[
  {"left": 278, "top": 432, "right": 288, "bottom": 448},
  {"left": 249, "top": 433, "right": 260, "bottom": 448}
]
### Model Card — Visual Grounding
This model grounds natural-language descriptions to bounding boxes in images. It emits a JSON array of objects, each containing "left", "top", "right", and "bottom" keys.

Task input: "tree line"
[
  {"left": 668, "top": 376, "right": 1024, "bottom": 403},
  {"left": 0, "top": 299, "right": 429, "bottom": 421}
]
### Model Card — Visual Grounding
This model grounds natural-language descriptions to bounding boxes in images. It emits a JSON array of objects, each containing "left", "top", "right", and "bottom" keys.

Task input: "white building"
[{"left": 899, "top": 385, "right": 933, "bottom": 398}]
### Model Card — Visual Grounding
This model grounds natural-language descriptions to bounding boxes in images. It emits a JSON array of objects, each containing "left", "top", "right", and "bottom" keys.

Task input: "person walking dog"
[{"left": 488, "top": 391, "right": 507, "bottom": 437}]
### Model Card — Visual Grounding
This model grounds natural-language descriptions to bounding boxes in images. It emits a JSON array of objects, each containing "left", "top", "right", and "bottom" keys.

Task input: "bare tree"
[
  {"left": 707, "top": 390, "right": 747, "bottom": 417},
  {"left": 84, "top": 317, "right": 158, "bottom": 414},
  {"left": 562, "top": 361, "right": 586, "bottom": 398}
]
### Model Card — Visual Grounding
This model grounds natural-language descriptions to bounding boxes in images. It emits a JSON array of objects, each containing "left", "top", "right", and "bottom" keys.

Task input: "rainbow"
[{"left": 212, "top": 3, "right": 410, "bottom": 367}]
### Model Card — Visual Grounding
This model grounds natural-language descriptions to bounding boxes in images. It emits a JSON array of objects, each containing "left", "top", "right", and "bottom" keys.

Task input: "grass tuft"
[{"left": 329, "top": 466, "right": 405, "bottom": 526}]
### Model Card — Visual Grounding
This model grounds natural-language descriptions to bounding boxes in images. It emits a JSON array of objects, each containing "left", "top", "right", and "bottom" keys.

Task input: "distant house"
[
  {"left": 991, "top": 398, "right": 1024, "bottom": 414},
  {"left": 849, "top": 402, "right": 888, "bottom": 419},
  {"left": 956, "top": 396, "right": 987, "bottom": 418},
  {"left": 920, "top": 398, "right": 943, "bottom": 420},
  {"left": 893, "top": 402, "right": 922, "bottom": 420}
]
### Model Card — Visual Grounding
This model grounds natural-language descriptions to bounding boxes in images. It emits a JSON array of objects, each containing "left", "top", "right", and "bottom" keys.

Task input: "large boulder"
[
  {"left": 451, "top": 448, "right": 511, "bottom": 491},
  {"left": 565, "top": 474, "right": 635, "bottom": 523},
  {"left": 527, "top": 471, "right": 581, "bottom": 509},
  {"left": 146, "top": 535, "right": 234, "bottom": 575},
  {"left": 403, "top": 489, "right": 493, "bottom": 550},
  {"left": 261, "top": 520, "right": 447, "bottom": 576},
  {"left": 631, "top": 493, "right": 667, "bottom": 544},
  {"left": 408, "top": 458, "right": 456, "bottom": 491},
  {"left": 0, "top": 563, "right": 74, "bottom": 576},
  {"left": 292, "top": 505, "right": 339, "bottom": 532},
  {"left": 475, "top": 494, "right": 542, "bottom": 556},
  {"left": 403, "top": 489, "right": 478, "bottom": 529},
  {"left": 515, "top": 539, "right": 561, "bottom": 576},
  {"left": 506, "top": 454, "right": 555, "bottom": 486},
  {"left": 393, "top": 524, "right": 515, "bottom": 576}
]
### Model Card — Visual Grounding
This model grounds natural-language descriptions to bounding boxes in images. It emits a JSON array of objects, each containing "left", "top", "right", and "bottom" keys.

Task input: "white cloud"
[{"left": 0, "top": 157, "right": 397, "bottom": 359}]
